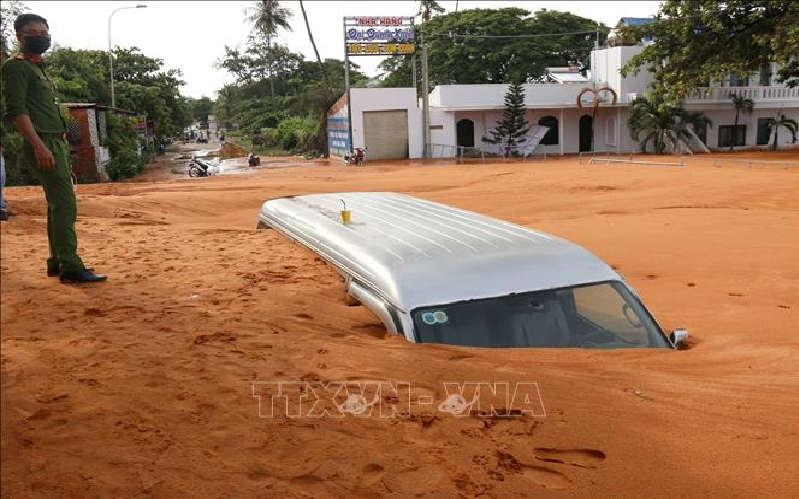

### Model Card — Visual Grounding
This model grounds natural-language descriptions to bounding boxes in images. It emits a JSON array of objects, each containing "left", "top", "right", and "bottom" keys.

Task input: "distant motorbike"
[
  {"left": 248, "top": 152, "right": 261, "bottom": 167},
  {"left": 188, "top": 157, "right": 215, "bottom": 177},
  {"left": 343, "top": 147, "right": 366, "bottom": 166}
]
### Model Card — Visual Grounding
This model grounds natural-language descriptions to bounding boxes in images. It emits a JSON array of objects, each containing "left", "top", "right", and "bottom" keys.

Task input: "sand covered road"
[{"left": 1, "top": 153, "right": 798, "bottom": 498}]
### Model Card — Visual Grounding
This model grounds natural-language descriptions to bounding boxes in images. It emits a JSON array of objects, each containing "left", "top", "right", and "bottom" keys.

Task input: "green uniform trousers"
[{"left": 23, "top": 135, "right": 85, "bottom": 273}]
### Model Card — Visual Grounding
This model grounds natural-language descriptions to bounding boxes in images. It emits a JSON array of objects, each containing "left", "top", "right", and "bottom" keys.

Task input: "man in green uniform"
[{"left": 2, "top": 14, "right": 106, "bottom": 282}]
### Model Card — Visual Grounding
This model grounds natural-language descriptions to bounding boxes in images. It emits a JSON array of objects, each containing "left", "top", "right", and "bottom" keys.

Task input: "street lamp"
[{"left": 108, "top": 4, "right": 147, "bottom": 108}]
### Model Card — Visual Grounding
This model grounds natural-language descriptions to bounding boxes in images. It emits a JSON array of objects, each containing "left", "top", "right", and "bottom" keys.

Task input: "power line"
[{"left": 424, "top": 29, "right": 611, "bottom": 40}]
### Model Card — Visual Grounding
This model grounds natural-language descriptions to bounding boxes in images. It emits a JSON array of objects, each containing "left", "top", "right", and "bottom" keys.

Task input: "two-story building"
[{"left": 328, "top": 18, "right": 798, "bottom": 159}]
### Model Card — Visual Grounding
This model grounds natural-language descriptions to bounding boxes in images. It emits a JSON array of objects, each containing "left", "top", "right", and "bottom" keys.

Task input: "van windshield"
[{"left": 412, "top": 281, "right": 669, "bottom": 349}]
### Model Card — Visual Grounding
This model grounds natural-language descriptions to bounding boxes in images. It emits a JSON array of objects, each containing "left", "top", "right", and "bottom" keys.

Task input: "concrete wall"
[
  {"left": 429, "top": 107, "right": 621, "bottom": 156},
  {"left": 613, "top": 105, "right": 799, "bottom": 152},
  {"left": 591, "top": 45, "right": 654, "bottom": 103},
  {"left": 350, "top": 87, "right": 422, "bottom": 158},
  {"left": 429, "top": 83, "right": 592, "bottom": 108}
]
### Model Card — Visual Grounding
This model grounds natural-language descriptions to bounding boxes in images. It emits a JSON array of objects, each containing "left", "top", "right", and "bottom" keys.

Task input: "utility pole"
[
  {"left": 412, "top": 55, "right": 417, "bottom": 91},
  {"left": 421, "top": 31, "right": 431, "bottom": 158},
  {"left": 343, "top": 17, "right": 353, "bottom": 156}
]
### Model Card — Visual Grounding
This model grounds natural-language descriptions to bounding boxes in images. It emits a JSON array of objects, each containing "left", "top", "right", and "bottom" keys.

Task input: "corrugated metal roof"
[{"left": 259, "top": 192, "right": 619, "bottom": 310}]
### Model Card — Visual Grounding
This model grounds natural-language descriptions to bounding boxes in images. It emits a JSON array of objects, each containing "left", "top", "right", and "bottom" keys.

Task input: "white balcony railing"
[{"left": 685, "top": 86, "right": 799, "bottom": 103}]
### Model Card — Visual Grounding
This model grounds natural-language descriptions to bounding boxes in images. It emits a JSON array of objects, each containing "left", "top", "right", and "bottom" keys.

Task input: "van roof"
[{"left": 259, "top": 192, "right": 620, "bottom": 311}]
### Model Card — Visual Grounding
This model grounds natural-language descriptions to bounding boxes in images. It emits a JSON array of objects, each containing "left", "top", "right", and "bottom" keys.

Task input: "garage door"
[{"left": 363, "top": 110, "right": 409, "bottom": 160}]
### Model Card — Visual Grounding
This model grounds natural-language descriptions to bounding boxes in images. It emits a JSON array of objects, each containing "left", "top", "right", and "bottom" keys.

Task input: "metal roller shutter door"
[{"left": 363, "top": 110, "right": 409, "bottom": 159}]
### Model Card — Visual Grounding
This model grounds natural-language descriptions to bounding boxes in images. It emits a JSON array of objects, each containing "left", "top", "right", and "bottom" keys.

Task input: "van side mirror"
[{"left": 669, "top": 328, "right": 689, "bottom": 349}]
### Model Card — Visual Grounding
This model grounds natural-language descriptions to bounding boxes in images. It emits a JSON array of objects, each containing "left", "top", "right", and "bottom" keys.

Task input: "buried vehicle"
[{"left": 256, "top": 192, "right": 688, "bottom": 349}]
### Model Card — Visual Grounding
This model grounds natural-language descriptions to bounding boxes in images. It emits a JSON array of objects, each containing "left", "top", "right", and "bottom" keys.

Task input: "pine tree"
[{"left": 483, "top": 82, "right": 530, "bottom": 157}]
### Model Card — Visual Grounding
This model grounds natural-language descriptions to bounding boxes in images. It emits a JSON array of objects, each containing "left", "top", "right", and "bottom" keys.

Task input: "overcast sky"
[{"left": 25, "top": 1, "right": 663, "bottom": 98}]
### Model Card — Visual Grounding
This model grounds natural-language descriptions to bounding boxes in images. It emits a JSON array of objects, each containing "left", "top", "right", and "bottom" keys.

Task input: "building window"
[
  {"left": 718, "top": 125, "right": 746, "bottom": 148},
  {"left": 729, "top": 72, "right": 749, "bottom": 87},
  {"left": 538, "top": 116, "right": 558, "bottom": 145},
  {"left": 456, "top": 119, "right": 475, "bottom": 148},
  {"left": 756, "top": 118, "right": 771, "bottom": 145},
  {"left": 759, "top": 63, "right": 772, "bottom": 87},
  {"left": 694, "top": 121, "right": 708, "bottom": 146}
]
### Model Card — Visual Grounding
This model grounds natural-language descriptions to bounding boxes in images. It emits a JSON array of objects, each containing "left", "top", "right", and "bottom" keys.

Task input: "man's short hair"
[{"left": 14, "top": 14, "right": 49, "bottom": 33}]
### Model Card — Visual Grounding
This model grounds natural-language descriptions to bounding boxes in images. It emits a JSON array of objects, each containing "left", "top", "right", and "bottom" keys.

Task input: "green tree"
[
  {"left": 380, "top": 8, "right": 607, "bottom": 89},
  {"left": 105, "top": 113, "right": 145, "bottom": 181},
  {"left": 0, "top": 1, "right": 29, "bottom": 184},
  {"left": 110, "top": 47, "right": 192, "bottom": 139},
  {"left": 483, "top": 81, "right": 530, "bottom": 157},
  {"left": 764, "top": 114, "right": 798, "bottom": 150},
  {"left": 417, "top": 0, "right": 445, "bottom": 21},
  {"left": 245, "top": 0, "right": 293, "bottom": 99},
  {"left": 620, "top": 1, "right": 799, "bottom": 103},
  {"left": 0, "top": 0, "right": 27, "bottom": 56},
  {"left": 186, "top": 96, "right": 215, "bottom": 125},
  {"left": 628, "top": 96, "right": 711, "bottom": 154},
  {"left": 728, "top": 94, "right": 754, "bottom": 151},
  {"left": 46, "top": 47, "right": 110, "bottom": 104}
]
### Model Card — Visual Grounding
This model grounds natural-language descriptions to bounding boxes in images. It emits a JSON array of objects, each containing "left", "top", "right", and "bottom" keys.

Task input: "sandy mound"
[{"left": 1, "top": 152, "right": 798, "bottom": 498}]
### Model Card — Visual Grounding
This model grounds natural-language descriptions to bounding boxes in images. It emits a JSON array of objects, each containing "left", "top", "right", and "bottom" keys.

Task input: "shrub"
[
  {"left": 105, "top": 148, "right": 143, "bottom": 181},
  {"left": 275, "top": 115, "right": 324, "bottom": 152},
  {"left": 105, "top": 113, "right": 145, "bottom": 181}
]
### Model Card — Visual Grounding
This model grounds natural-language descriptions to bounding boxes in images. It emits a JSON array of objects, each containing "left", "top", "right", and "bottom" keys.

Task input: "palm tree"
[
  {"left": 417, "top": 0, "right": 445, "bottom": 22},
  {"left": 764, "top": 114, "right": 798, "bottom": 150},
  {"left": 298, "top": 0, "right": 325, "bottom": 83},
  {"left": 728, "top": 93, "right": 754, "bottom": 151},
  {"left": 628, "top": 96, "right": 711, "bottom": 154},
  {"left": 245, "top": 0, "right": 293, "bottom": 99}
]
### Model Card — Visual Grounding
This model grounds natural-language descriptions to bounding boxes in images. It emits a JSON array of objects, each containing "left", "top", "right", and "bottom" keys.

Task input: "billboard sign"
[
  {"left": 326, "top": 93, "right": 351, "bottom": 158},
  {"left": 344, "top": 16, "right": 415, "bottom": 56}
]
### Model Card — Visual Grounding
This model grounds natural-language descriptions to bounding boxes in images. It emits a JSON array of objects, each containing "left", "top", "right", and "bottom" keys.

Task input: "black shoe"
[
  {"left": 49, "top": 265, "right": 93, "bottom": 277},
  {"left": 59, "top": 269, "right": 107, "bottom": 283},
  {"left": 0, "top": 210, "right": 7, "bottom": 221}
]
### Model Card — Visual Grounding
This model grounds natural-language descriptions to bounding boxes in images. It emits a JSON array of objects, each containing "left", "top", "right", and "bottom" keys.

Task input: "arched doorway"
[
  {"left": 456, "top": 119, "right": 475, "bottom": 148},
  {"left": 579, "top": 115, "right": 593, "bottom": 152}
]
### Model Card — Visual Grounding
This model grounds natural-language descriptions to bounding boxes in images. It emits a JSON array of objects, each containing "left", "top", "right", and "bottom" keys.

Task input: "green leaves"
[
  {"left": 628, "top": 96, "right": 708, "bottom": 154},
  {"left": 380, "top": 8, "right": 606, "bottom": 88},
  {"left": 621, "top": 0, "right": 799, "bottom": 102},
  {"left": 483, "top": 82, "right": 530, "bottom": 156}
]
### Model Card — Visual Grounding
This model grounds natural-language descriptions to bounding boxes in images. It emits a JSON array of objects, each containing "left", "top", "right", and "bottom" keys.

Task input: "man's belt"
[{"left": 38, "top": 131, "right": 67, "bottom": 140}]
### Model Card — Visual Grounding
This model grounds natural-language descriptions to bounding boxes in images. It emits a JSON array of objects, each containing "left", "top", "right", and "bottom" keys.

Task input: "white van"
[{"left": 257, "top": 192, "right": 688, "bottom": 349}]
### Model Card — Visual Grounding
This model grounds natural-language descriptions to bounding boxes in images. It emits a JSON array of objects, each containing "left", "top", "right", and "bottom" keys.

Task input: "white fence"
[{"left": 685, "top": 86, "right": 799, "bottom": 103}]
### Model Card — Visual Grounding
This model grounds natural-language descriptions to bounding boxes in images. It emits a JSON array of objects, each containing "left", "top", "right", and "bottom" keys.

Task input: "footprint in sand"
[
  {"left": 518, "top": 464, "right": 572, "bottom": 490},
  {"left": 361, "top": 463, "right": 385, "bottom": 486},
  {"left": 448, "top": 354, "right": 475, "bottom": 362},
  {"left": 533, "top": 448, "right": 606, "bottom": 468}
]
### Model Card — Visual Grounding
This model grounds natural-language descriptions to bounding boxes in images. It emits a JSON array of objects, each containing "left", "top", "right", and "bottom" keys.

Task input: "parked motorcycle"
[
  {"left": 343, "top": 147, "right": 367, "bottom": 166},
  {"left": 188, "top": 157, "right": 216, "bottom": 177}
]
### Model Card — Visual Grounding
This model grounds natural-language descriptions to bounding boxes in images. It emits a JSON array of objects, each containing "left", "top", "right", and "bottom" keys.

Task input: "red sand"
[{"left": 2, "top": 152, "right": 798, "bottom": 498}]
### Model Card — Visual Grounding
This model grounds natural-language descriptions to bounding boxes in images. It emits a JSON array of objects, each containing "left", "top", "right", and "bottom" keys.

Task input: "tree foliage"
[
  {"left": 379, "top": 8, "right": 607, "bottom": 92},
  {"left": 0, "top": 0, "right": 27, "bottom": 56},
  {"left": 627, "top": 96, "right": 712, "bottom": 154},
  {"left": 105, "top": 113, "right": 145, "bottom": 181},
  {"left": 728, "top": 94, "right": 754, "bottom": 151},
  {"left": 620, "top": 0, "right": 799, "bottom": 103},
  {"left": 215, "top": 32, "right": 368, "bottom": 153},
  {"left": 764, "top": 114, "right": 798, "bottom": 150},
  {"left": 186, "top": 96, "right": 215, "bottom": 125},
  {"left": 245, "top": 0, "right": 293, "bottom": 99},
  {"left": 1, "top": 1, "right": 192, "bottom": 184},
  {"left": 483, "top": 82, "right": 530, "bottom": 156}
]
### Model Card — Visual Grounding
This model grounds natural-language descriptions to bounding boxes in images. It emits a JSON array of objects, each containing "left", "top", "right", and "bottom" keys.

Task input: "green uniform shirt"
[{"left": 2, "top": 55, "right": 67, "bottom": 134}]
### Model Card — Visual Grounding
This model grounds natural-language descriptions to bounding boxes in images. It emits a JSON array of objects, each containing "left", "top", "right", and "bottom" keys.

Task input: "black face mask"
[{"left": 24, "top": 35, "right": 51, "bottom": 55}]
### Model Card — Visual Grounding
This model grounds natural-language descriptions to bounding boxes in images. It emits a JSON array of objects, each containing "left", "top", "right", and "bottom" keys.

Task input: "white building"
[{"left": 328, "top": 20, "right": 799, "bottom": 159}]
